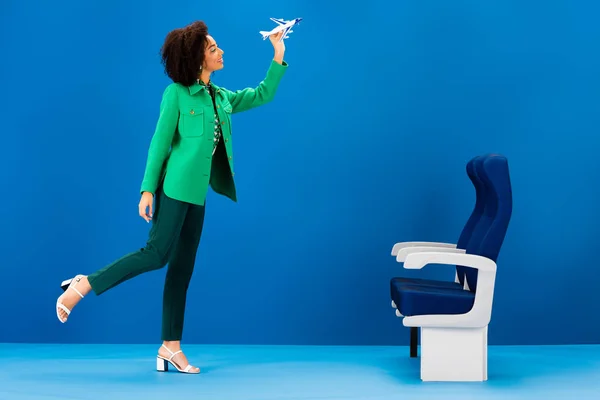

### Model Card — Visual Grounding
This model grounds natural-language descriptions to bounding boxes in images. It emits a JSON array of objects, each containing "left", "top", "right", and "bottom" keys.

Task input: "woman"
[{"left": 55, "top": 20, "right": 288, "bottom": 374}]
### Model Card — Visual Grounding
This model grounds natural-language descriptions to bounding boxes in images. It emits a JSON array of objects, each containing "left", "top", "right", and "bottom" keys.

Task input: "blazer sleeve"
[
  {"left": 140, "top": 84, "right": 179, "bottom": 195},
  {"left": 221, "top": 60, "right": 288, "bottom": 114}
]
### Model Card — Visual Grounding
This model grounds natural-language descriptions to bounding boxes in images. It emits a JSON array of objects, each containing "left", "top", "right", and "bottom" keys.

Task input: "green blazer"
[{"left": 140, "top": 60, "right": 288, "bottom": 205}]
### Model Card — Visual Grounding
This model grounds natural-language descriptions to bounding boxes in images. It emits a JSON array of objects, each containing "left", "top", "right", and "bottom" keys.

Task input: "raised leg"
[
  {"left": 420, "top": 326, "right": 488, "bottom": 382},
  {"left": 87, "top": 187, "right": 189, "bottom": 295}
]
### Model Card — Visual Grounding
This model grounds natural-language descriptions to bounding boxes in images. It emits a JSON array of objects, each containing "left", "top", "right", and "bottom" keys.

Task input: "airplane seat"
[
  {"left": 389, "top": 154, "right": 512, "bottom": 381},
  {"left": 389, "top": 154, "right": 490, "bottom": 357}
]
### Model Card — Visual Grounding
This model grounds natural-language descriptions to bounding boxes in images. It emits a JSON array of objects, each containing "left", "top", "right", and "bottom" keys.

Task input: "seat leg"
[
  {"left": 420, "top": 325, "right": 488, "bottom": 382},
  {"left": 410, "top": 327, "right": 418, "bottom": 358}
]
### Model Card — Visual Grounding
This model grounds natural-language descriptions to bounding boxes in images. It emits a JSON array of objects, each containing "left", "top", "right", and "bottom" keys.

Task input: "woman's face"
[{"left": 203, "top": 35, "right": 224, "bottom": 72}]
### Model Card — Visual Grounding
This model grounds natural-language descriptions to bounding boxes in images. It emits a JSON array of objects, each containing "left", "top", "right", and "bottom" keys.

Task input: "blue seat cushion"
[
  {"left": 390, "top": 282, "right": 475, "bottom": 316},
  {"left": 390, "top": 277, "right": 462, "bottom": 292}
]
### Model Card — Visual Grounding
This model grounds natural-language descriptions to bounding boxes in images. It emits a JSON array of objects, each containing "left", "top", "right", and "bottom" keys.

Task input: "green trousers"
[{"left": 87, "top": 184, "right": 206, "bottom": 341}]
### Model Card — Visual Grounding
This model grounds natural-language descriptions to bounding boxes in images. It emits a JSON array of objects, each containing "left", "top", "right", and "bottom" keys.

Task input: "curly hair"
[{"left": 160, "top": 21, "right": 209, "bottom": 86}]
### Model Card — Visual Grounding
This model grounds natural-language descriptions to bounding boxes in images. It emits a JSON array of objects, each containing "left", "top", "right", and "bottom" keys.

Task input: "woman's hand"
[
  {"left": 269, "top": 31, "right": 285, "bottom": 64},
  {"left": 139, "top": 191, "right": 154, "bottom": 223}
]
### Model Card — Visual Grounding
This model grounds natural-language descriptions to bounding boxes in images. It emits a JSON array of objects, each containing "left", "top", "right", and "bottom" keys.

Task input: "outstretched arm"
[{"left": 222, "top": 31, "right": 288, "bottom": 113}]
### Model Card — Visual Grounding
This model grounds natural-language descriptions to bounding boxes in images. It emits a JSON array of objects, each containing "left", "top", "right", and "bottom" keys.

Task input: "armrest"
[
  {"left": 401, "top": 252, "right": 497, "bottom": 329},
  {"left": 391, "top": 241, "right": 457, "bottom": 256},
  {"left": 396, "top": 246, "right": 466, "bottom": 262}
]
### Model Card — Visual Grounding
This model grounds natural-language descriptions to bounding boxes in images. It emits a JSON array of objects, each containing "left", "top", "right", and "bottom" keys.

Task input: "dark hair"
[{"left": 160, "top": 21, "right": 209, "bottom": 86}]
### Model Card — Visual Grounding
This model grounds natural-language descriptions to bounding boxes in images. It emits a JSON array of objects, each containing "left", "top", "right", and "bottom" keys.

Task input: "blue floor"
[{"left": 0, "top": 344, "right": 599, "bottom": 399}]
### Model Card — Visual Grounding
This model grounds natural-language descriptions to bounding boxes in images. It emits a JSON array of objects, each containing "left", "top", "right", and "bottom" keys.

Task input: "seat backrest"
[
  {"left": 455, "top": 155, "right": 488, "bottom": 286},
  {"left": 464, "top": 154, "right": 513, "bottom": 292}
]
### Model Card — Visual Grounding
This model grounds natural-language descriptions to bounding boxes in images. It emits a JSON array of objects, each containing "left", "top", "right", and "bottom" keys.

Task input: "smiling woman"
[
  {"left": 54, "top": 20, "right": 289, "bottom": 375},
  {"left": 160, "top": 21, "right": 225, "bottom": 86}
]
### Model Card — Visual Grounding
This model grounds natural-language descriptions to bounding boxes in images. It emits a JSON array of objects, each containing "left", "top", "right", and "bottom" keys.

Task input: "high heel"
[
  {"left": 156, "top": 357, "right": 168, "bottom": 372},
  {"left": 60, "top": 278, "right": 75, "bottom": 291},
  {"left": 56, "top": 275, "right": 85, "bottom": 323},
  {"left": 156, "top": 344, "right": 200, "bottom": 374}
]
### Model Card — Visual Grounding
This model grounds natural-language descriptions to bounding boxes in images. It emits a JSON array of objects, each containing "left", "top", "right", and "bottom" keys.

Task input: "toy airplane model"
[{"left": 259, "top": 17, "right": 303, "bottom": 41}]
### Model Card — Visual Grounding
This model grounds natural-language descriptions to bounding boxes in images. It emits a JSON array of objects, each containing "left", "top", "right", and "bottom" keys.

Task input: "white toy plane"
[{"left": 259, "top": 17, "right": 303, "bottom": 41}]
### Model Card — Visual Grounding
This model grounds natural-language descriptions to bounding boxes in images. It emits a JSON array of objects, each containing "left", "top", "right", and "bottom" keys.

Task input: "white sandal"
[
  {"left": 156, "top": 344, "right": 200, "bottom": 374},
  {"left": 56, "top": 275, "right": 85, "bottom": 323}
]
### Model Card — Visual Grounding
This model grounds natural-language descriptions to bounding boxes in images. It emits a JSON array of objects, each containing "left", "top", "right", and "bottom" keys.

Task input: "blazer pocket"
[{"left": 179, "top": 106, "right": 205, "bottom": 138}]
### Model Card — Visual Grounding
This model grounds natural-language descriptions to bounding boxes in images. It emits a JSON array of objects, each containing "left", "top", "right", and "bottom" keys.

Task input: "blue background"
[{"left": 1, "top": 0, "right": 599, "bottom": 346}]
